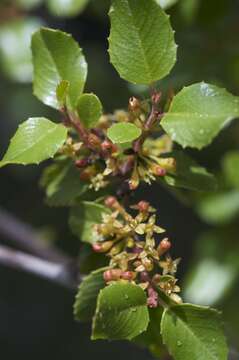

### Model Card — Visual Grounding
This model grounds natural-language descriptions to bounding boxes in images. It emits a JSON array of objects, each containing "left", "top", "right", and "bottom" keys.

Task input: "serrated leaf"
[
  {"left": 108, "top": 0, "right": 177, "bottom": 84},
  {"left": 0, "top": 18, "right": 41, "bottom": 83},
  {"left": 77, "top": 93, "right": 103, "bottom": 128},
  {"left": 56, "top": 80, "right": 70, "bottom": 107},
  {"left": 40, "top": 161, "right": 88, "bottom": 206},
  {"left": 69, "top": 201, "right": 110, "bottom": 243},
  {"left": 163, "top": 151, "right": 217, "bottom": 191},
  {"left": 197, "top": 190, "right": 239, "bottom": 225},
  {"left": 0, "top": 118, "right": 67, "bottom": 168},
  {"left": 107, "top": 123, "right": 141, "bottom": 144},
  {"left": 31, "top": 27, "right": 87, "bottom": 109},
  {"left": 161, "top": 303, "right": 228, "bottom": 360},
  {"left": 92, "top": 282, "right": 149, "bottom": 340},
  {"left": 222, "top": 151, "right": 239, "bottom": 189},
  {"left": 74, "top": 267, "right": 107, "bottom": 322},
  {"left": 161, "top": 83, "right": 239, "bottom": 149},
  {"left": 47, "top": 0, "right": 89, "bottom": 17}
]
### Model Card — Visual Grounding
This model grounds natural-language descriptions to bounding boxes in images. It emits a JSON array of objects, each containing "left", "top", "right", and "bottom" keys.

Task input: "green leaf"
[
  {"left": 107, "top": 123, "right": 141, "bottom": 144},
  {"left": 161, "top": 82, "right": 239, "bottom": 149},
  {"left": 74, "top": 268, "right": 107, "bottom": 322},
  {"left": 161, "top": 304, "right": 228, "bottom": 360},
  {"left": 222, "top": 151, "right": 239, "bottom": 189},
  {"left": 40, "top": 160, "right": 88, "bottom": 206},
  {"left": 108, "top": 0, "right": 177, "bottom": 84},
  {"left": 197, "top": 190, "right": 239, "bottom": 225},
  {"left": 69, "top": 201, "right": 110, "bottom": 243},
  {"left": 77, "top": 93, "right": 103, "bottom": 128},
  {"left": 47, "top": 0, "right": 89, "bottom": 17},
  {"left": 184, "top": 259, "right": 238, "bottom": 306},
  {"left": 92, "top": 282, "right": 149, "bottom": 340},
  {"left": 56, "top": 80, "right": 70, "bottom": 107},
  {"left": 0, "top": 18, "right": 41, "bottom": 83},
  {"left": 134, "top": 307, "right": 165, "bottom": 358},
  {"left": 0, "top": 118, "right": 67, "bottom": 168},
  {"left": 156, "top": 0, "right": 178, "bottom": 10},
  {"left": 183, "top": 229, "right": 239, "bottom": 306},
  {"left": 31, "top": 27, "right": 87, "bottom": 109},
  {"left": 163, "top": 151, "right": 217, "bottom": 191}
]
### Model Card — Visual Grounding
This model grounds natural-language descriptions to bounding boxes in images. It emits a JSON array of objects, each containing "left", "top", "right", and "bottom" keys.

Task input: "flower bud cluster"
[
  {"left": 92, "top": 197, "right": 182, "bottom": 307},
  {"left": 60, "top": 94, "right": 177, "bottom": 192},
  {"left": 128, "top": 135, "right": 176, "bottom": 190}
]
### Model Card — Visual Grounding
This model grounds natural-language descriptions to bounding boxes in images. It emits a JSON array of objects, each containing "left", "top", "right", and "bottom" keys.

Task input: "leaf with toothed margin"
[
  {"left": 74, "top": 267, "right": 107, "bottom": 322},
  {"left": 31, "top": 27, "right": 87, "bottom": 109},
  {"left": 0, "top": 118, "right": 67, "bottom": 168},
  {"left": 108, "top": 0, "right": 177, "bottom": 84},
  {"left": 92, "top": 282, "right": 149, "bottom": 340},
  {"left": 161, "top": 303, "right": 228, "bottom": 360},
  {"left": 161, "top": 82, "right": 239, "bottom": 149}
]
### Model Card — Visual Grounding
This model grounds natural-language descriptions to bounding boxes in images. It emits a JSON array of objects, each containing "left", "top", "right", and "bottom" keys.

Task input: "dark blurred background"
[{"left": 1, "top": 0, "right": 239, "bottom": 359}]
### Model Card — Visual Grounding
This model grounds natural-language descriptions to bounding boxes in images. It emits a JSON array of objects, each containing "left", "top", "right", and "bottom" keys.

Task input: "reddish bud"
[
  {"left": 147, "top": 287, "right": 158, "bottom": 308},
  {"left": 154, "top": 165, "right": 167, "bottom": 177},
  {"left": 103, "top": 269, "right": 122, "bottom": 282},
  {"left": 121, "top": 271, "right": 136, "bottom": 280},
  {"left": 75, "top": 158, "right": 88, "bottom": 168},
  {"left": 157, "top": 238, "right": 171, "bottom": 256},
  {"left": 92, "top": 243, "right": 103, "bottom": 253},
  {"left": 92, "top": 241, "right": 113, "bottom": 253},
  {"left": 137, "top": 201, "right": 150, "bottom": 212},
  {"left": 104, "top": 196, "right": 118, "bottom": 208},
  {"left": 101, "top": 140, "right": 112, "bottom": 151}
]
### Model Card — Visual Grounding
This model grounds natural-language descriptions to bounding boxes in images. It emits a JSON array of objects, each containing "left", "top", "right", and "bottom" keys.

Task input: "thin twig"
[
  {"left": 0, "top": 244, "right": 78, "bottom": 289},
  {"left": 0, "top": 207, "right": 72, "bottom": 265}
]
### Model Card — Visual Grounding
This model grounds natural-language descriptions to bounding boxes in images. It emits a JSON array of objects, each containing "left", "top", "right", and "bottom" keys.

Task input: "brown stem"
[{"left": 65, "top": 110, "right": 90, "bottom": 145}]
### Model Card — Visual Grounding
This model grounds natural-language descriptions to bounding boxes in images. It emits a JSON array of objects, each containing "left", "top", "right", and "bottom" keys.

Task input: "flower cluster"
[
  {"left": 60, "top": 94, "right": 177, "bottom": 193},
  {"left": 92, "top": 197, "right": 182, "bottom": 307}
]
